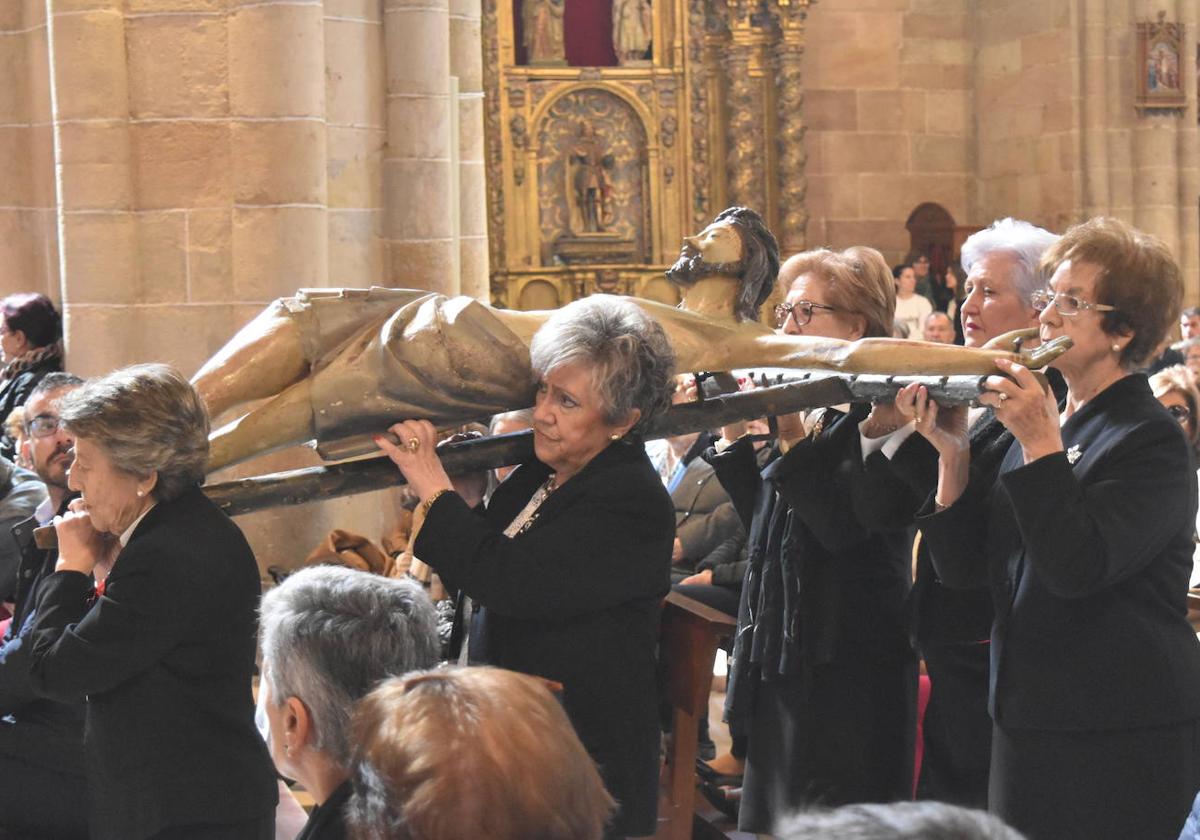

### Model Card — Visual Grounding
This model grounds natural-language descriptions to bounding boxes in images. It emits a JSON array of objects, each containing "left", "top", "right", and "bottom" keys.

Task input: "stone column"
[
  {"left": 0, "top": 3, "right": 57, "bottom": 300},
  {"left": 325, "top": 0, "right": 387, "bottom": 287},
  {"left": 1176, "top": 0, "right": 1199, "bottom": 296},
  {"left": 451, "top": 0, "right": 488, "bottom": 300},
  {"left": 48, "top": 0, "right": 138, "bottom": 372},
  {"left": 229, "top": 0, "right": 329, "bottom": 299},
  {"left": 383, "top": 0, "right": 457, "bottom": 293}
]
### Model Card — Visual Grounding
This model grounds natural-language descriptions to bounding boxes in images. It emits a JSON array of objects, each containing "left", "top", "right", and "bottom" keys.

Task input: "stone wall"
[
  {"left": 802, "top": 0, "right": 1199, "bottom": 303},
  {"left": 802, "top": 0, "right": 974, "bottom": 264},
  {"left": 973, "top": 0, "right": 1199, "bottom": 303},
  {"left": 0, "top": 3, "right": 57, "bottom": 301}
]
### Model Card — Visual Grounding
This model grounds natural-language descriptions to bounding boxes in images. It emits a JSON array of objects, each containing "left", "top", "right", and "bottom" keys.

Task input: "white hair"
[
  {"left": 960, "top": 218, "right": 1059, "bottom": 306},
  {"left": 259, "top": 566, "right": 440, "bottom": 766}
]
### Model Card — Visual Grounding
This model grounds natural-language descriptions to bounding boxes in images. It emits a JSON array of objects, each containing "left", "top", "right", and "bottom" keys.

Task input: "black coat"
[
  {"left": 415, "top": 440, "right": 673, "bottom": 837},
  {"left": 707, "top": 407, "right": 915, "bottom": 821},
  {"left": 0, "top": 355, "right": 60, "bottom": 461},
  {"left": 0, "top": 503, "right": 84, "bottom": 778},
  {"left": 922, "top": 374, "right": 1200, "bottom": 731},
  {"left": 27, "top": 487, "right": 278, "bottom": 840},
  {"left": 712, "top": 408, "right": 913, "bottom": 716},
  {"left": 296, "top": 780, "right": 350, "bottom": 840}
]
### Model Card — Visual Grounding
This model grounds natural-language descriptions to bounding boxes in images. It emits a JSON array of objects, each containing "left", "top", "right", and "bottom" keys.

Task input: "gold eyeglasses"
[{"left": 1030, "top": 289, "right": 1117, "bottom": 317}]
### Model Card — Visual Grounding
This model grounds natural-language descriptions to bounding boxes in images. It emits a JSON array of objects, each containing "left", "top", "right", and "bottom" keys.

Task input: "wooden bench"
[{"left": 655, "top": 590, "right": 738, "bottom": 840}]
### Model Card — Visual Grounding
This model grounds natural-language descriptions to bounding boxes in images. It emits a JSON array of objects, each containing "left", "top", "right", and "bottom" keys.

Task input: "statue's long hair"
[{"left": 714, "top": 206, "right": 780, "bottom": 322}]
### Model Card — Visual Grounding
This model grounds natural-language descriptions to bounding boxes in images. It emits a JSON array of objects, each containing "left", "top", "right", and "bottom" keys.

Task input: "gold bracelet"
[{"left": 420, "top": 489, "right": 452, "bottom": 518}]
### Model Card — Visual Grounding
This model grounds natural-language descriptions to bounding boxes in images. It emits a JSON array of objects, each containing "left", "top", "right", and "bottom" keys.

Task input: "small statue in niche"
[
  {"left": 612, "top": 0, "right": 652, "bottom": 65},
  {"left": 522, "top": 0, "right": 566, "bottom": 66},
  {"left": 569, "top": 123, "right": 615, "bottom": 233}
]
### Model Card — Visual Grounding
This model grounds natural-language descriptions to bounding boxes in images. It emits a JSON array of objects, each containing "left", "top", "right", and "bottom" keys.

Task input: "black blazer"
[
  {"left": 921, "top": 374, "right": 1200, "bottom": 731},
  {"left": 28, "top": 487, "right": 278, "bottom": 840},
  {"left": 415, "top": 440, "right": 673, "bottom": 837},
  {"left": 709, "top": 407, "right": 914, "bottom": 719}
]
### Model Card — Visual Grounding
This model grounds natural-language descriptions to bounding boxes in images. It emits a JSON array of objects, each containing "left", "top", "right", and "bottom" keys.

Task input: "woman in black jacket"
[
  {"left": 377, "top": 296, "right": 676, "bottom": 838},
  {"left": 0, "top": 293, "right": 62, "bottom": 460},
  {"left": 710, "top": 246, "right": 917, "bottom": 832},
  {"left": 28, "top": 364, "right": 277, "bottom": 840},
  {"left": 904, "top": 217, "right": 1200, "bottom": 840}
]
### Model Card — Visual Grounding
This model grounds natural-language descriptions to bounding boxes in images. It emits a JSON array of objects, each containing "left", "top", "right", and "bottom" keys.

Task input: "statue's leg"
[
  {"left": 192, "top": 300, "right": 310, "bottom": 418},
  {"left": 207, "top": 378, "right": 316, "bottom": 472}
]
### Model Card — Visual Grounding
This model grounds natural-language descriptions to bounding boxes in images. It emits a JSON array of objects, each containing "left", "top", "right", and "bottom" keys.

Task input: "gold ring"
[
  {"left": 998, "top": 392, "right": 1009, "bottom": 402},
  {"left": 406, "top": 436, "right": 420, "bottom": 452},
  {"left": 915, "top": 415, "right": 922, "bottom": 425}
]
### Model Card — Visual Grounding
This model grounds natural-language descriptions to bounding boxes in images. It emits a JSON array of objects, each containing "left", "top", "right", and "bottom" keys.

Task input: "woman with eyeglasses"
[
  {"left": 899, "top": 217, "right": 1200, "bottom": 840},
  {"left": 708, "top": 246, "right": 917, "bottom": 831},
  {"left": 1150, "top": 365, "right": 1200, "bottom": 457}
]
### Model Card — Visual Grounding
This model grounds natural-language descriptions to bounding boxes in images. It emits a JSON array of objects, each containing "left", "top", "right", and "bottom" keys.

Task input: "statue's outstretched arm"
[
  {"left": 207, "top": 378, "right": 317, "bottom": 473},
  {"left": 192, "top": 299, "right": 309, "bottom": 419},
  {"left": 628, "top": 300, "right": 1067, "bottom": 376}
]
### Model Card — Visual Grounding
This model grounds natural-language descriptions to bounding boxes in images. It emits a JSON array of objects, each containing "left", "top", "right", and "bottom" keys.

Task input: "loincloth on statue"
[{"left": 299, "top": 290, "right": 535, "bottom": 461}]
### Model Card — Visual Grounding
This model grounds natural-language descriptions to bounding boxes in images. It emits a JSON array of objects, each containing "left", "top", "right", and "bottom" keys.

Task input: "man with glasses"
[{"left": 0, "top": 372, "right": 88, "bottom": 839}]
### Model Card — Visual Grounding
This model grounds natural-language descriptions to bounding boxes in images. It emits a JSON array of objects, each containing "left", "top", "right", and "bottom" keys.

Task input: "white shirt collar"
[
  {"left": 34, "top": 496, "right": 55, "bottom": 527},
  {"left": 119, "top": 504, "right": 156, "bottom": 547}
]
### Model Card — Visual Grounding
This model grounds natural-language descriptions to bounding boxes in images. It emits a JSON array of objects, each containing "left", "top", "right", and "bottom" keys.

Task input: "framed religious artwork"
[{"left": 1136, "top": 12, "right": 1186, "bottom": 110}]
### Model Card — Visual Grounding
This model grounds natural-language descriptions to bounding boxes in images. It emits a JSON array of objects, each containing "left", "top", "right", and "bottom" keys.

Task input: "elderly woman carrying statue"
[
  {"left": 900, "top": 218, "right": 1200, "bottom": 839},
  {"left": 193, "top": 207, "right": 1067, "bottom": 473},
  {"left": 375, "top": 295, "right": 675, "bottom": 837}
]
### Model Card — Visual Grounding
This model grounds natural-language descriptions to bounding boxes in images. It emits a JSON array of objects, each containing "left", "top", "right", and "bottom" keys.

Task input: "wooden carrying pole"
[
  {"left": 203, "top": 371, "right": 989, "bottom": 518},
  {"left": 31, "top": 371, "right": 990, "bottom": 547}
]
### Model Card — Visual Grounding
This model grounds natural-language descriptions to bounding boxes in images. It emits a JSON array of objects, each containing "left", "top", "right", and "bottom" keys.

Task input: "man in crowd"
[
  {"left": 922, "top": 311, "right": 957, "bottom": 344},
  {"left": 0, "top": 373, "right": 87, "bottom": 838},
  {"left": 1183, "top": 307, "right": 1200, "bottom": 342}
]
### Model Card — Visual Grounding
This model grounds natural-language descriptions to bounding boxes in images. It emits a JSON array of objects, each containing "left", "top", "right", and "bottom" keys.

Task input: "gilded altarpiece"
[{"left": 483, "top": 0, "right": 814, "bottom": 311}]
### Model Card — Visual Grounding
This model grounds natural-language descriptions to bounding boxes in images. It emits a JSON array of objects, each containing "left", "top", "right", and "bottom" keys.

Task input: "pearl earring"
[
  {"left": 136, "top": 490, "right": 144, "bottom": 498},
  {"left": 1112, "top": 343, "right": 1121, "bottom": 353},
  {"left": 610, "top": 433, "right": 621, "bottom": 441}
]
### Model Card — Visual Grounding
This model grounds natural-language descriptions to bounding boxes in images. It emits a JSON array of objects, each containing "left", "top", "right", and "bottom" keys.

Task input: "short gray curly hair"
[
  {"left": 59, "top": 364, "right": 208, "bottom": 503},
  {"left": 260, "top": 566, "right": 439, "bottom": 767},
  {"left": 529, "top": 296, "right": 676, "bottom": 435}
]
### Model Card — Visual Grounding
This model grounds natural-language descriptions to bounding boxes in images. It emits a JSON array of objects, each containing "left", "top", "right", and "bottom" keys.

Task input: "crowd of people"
[{"left": 0, "top": 208, "right": 1198, "bottom": 840}]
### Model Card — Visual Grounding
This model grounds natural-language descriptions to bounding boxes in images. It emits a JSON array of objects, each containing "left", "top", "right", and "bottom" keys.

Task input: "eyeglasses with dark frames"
[
  {"left": 774, "top": 300, "right": 838, "bottom": 329},
  {"left": 26, "top": 414, "right": 63, "bottom": 438},
  {"left": 1030, "top": 289, "right": 1118, "bottom": 317}
]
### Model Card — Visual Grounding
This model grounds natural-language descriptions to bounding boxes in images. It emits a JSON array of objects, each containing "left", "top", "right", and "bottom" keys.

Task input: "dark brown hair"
[{"left": 1, "top": 293, "right": 61, "bottom": 348}]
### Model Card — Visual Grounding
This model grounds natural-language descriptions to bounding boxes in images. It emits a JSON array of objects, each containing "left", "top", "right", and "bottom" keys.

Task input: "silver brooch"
[{"left": 1066, "top": 445, "right": 1082, "bottom": 465}]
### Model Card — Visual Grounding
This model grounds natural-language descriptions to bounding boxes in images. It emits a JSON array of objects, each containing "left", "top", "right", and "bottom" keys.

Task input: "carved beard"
[{"left": 666, "top": 246, "right": 746, "bottom": 287}]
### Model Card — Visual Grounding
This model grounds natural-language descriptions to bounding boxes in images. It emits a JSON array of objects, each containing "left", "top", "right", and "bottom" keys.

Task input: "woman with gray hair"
[
  {"left": 27, "top": 363, "right": 278, "bottom": 840},
  {"left": 259, "top": 565, "right": 439, "bottom": 840},
  {"left": 376, "top": 295, "right": 676, "bottom": 838}
]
